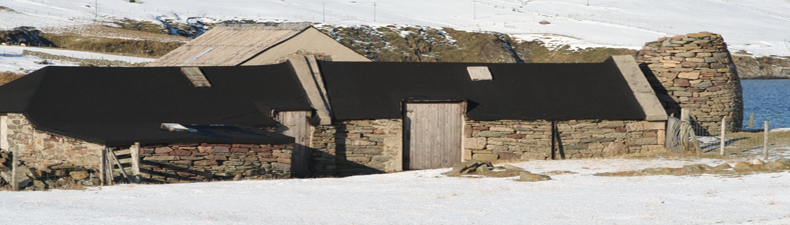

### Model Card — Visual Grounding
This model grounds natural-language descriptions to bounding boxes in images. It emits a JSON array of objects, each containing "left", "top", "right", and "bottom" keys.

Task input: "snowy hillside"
[{"left": 2, "top": 0, "right": 790, "bottom": 56}]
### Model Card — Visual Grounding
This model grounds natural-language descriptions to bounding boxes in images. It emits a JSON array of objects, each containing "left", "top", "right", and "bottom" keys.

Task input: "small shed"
[{"left": 145, "top": 22, "right": 370, "bottom": 67}]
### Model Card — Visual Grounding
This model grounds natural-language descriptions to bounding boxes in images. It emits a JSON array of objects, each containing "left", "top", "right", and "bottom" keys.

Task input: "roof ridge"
[{"left": 214, "top": 22, "right": 312, "bottom": 31}]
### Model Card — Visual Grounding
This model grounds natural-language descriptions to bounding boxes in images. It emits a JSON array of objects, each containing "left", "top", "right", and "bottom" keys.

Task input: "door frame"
[{"left": 402, "top": 101, "right": 466, "bottom": 170}]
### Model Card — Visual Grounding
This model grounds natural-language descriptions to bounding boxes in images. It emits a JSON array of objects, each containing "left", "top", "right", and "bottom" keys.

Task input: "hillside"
[{"left": 2, "top": 0, "right": 790, "bottom": 78}]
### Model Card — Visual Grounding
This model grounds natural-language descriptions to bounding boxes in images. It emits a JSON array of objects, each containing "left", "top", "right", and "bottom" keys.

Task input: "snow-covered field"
[
  {"left": 1, "top": 0, "right": 790, "bottom": 56},
  {"left": 2, "top": 158, "right": 790, "bottom": 224},
  {"left": 0, "top": 45, "right": 154, "bottom": 73}
]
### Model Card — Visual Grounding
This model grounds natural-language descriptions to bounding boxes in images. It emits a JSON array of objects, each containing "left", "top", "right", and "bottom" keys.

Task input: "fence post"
[
  {"left": 11, "top": 146, "right": 18, "bottom": 191},
  {"left": 749, "top": 114, "right": 754, "bottom": 128},
  {"left": 764, "top": 121, "right": 769, "bottom": 161},
  {"left": 720, "top": 117, "right": 726, "bottom": 156}
]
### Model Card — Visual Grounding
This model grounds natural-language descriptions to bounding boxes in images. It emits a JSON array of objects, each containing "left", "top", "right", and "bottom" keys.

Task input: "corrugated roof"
[{"left": 146, "top": 23, "right": 311, "bottom": 67}]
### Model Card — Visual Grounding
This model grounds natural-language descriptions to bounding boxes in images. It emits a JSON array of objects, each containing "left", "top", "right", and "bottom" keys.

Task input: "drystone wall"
[
  {"left": 637, "top": 32, "right": 743, "bottom": 134},
  {"left": 22, "top": 50, "right": 149, "bottom": 67},
  {"left": 464, "top": 120, "right": 665, "bottom": 161},
  {"left": 311, "top": 119, "right": 402, "bottom": 177},
  {"left": 134, "top": 143, "right": 293, "bottom": 183},
  {"left": 6, "top": 113, "right": 103, "bottom": 171}
]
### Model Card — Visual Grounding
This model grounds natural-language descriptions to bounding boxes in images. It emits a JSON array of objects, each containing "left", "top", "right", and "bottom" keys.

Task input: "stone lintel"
[{"left": 611, "top": 55, "right": 668, "bottom": 121}]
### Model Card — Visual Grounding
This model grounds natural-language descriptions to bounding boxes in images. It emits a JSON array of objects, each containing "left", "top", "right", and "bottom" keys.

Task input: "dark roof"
[
  {"left": 0, "top": 64, "right": 310, "bottom": 146},
  {"left": 318, "top": 58, "right": 646, "bottom": 121}
]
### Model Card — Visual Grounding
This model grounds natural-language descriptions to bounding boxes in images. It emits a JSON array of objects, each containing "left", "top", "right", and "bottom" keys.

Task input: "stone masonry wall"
[
  {"left": 311, "top": 119, "right": 402, "bottom": 177},
  {"left": 464, "top": 120, "right": 665, "bottom": 161},
  {"left": 7, "top": 113, "right": 103, "bottom": 171},
  {"left": 637, "top": 32, "right": 743, "bottom": 134},
  {"left": 136, "top": 143, "right": 293, "bottom": 183}
]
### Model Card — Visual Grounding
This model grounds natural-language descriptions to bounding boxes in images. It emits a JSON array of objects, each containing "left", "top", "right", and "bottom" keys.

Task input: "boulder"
[
  {"left": 451, "top": 160, "right": 481, "bottom": 174},
  {"left": 518, "top": 172, "right": 551, "bottom": 182},
  {"left": 69, "top": 171, "right": 89, "bottom": 180}
]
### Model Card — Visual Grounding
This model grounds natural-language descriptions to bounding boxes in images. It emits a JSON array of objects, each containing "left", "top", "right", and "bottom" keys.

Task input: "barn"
[
  {"left": 0, "top": 55, "right": 667, "bottom": 182},
  {"left": 145, "top": 22, "right": 371, "bottom": 67}
]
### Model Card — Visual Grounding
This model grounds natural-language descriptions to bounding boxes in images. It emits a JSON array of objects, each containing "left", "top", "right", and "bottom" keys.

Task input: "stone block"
[
  {"left": 477, "top": 131, "right": 505, "bottom": 137},
  {"left": 154, "top": 147, "right": 173, "bottom": 154},
  {"left": 678, "top": 72, "right": 700, "bottom": 79},
  {"left": 472, "top": 153, "right": 498, "bottom": 162},
  {"left": 464, "top": 137, "right": 487, "bottom": 149},
  {"left": 626, "top": 121, "right": 665, "bottom": 132},
  {"left": 144, "top": 156, "right": 179, "bottom": 161},
  {"left": 194, "top": 160, "right": 218, "bottom": 166}
]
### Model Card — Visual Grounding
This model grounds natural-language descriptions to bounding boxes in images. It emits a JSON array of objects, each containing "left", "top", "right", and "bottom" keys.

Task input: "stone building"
[
  {"left": 0, "top": 55, "right": 667, "bottom": 181},
  {"left": 636, "top": 32, "right": 743, "bottom": 135},
  {"left": 145, "top": 22, "right": 371, "bottom": 67}
]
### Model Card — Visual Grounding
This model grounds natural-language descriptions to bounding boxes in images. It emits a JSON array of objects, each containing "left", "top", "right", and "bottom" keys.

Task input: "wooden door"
[
  {"left": 404, "top": 103, "right": 463, "bottom": 169},
  {"left": 275, "top": 111, "right": 312, "bottom": 177}
]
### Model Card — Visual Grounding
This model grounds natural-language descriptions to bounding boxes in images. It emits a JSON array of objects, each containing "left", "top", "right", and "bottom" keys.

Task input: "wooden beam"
[
  {"left": 99, "top": 147, "right": 106, "bottom": 186},
  {"left": 130, "top": 142, "right": 142, "bottom": 184},
  {"left": 109, "top": 150, "right": 132, "bottom": 183},
  {"left": 11, "top": 145, "right": 18, "bottom": 191}
]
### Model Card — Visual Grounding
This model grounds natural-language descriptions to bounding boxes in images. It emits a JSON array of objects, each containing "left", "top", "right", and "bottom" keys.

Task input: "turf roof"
[{"left": 318, "top": 58, "right": 646, "bottom": 121}]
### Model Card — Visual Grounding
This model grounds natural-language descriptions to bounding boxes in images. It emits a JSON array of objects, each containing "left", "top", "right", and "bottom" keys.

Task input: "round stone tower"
[{"left": 636, "top": 32, "right": 743, "bottom": 135}]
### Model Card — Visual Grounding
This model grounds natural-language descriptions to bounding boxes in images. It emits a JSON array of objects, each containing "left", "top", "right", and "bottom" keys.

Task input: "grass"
[
  {"left": 0, "top": 71, "right": 25, "bottom": 85},
  {"left": 717, "top": 130, "right": 790, "bottom": 158}
]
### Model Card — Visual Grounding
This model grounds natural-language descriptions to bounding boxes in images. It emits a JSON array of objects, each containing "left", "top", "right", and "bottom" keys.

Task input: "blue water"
[{"left": 742, "top": 79, "right": 790, "bottom": 129}]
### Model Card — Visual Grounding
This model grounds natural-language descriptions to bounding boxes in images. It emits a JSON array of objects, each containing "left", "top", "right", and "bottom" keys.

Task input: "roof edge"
[{"left": 609, "top": 55, "right": 668, "bottom": 121}]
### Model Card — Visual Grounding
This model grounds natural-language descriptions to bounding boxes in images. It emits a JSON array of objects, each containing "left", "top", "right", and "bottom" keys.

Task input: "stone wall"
[
  {"left": 464, "top": 120, "right": 665, "bottom": 161},
  {"left": 135, "top": 143, "right": 293, "bottom": 183},
  {"left": 311, "top": 119, "right": 402, "bottom": 177},
  {"left": 6, "top": 113, "right": 103, "bottom": 170},
  {"left": 22, "top": 50, "right": 149, "bottom": 67},
  {"left": 637, "top": 32, "right": 743, "bottom": 134}
]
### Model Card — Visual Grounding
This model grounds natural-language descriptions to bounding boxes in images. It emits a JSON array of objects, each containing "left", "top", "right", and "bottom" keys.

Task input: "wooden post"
[
  {"left": 764, "top": 121, "right": 769, "bottom": 161},
  {"left": 749, "top": 114, "right": 754, "bottom": 128},
  {"left": 99, "top": 147, "right": 106, "bottom": 186},
  {"left": 680, "top": 108, "right": 690, "bottom": 122},
  {"left": 11, "top": 146, "right": 18, "bottom": 191},
  {"left": 105, "top": 148, "right": 114, "bottom": 185},
  {"left": 130, "top": 142, "right": 141, "bottom": 184},
  {"left": 550, "top": 121, "right": 556, "bottom": 160},
  {"left": 720, "top": 117, "right": 726, "bottom": 156}
]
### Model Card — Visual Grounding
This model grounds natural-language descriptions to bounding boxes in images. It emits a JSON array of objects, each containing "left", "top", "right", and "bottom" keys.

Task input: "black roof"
[
  {"left": 318, "top": 58, "right": 646, "bottom": 121},
  {"left": 0, "top": 64, "right": 310, "bottom": 146}
]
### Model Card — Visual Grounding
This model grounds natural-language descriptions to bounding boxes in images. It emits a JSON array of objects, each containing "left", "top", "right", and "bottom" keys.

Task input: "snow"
[
  {"left": 2, "top": 1, "right": 790, "bottom": 223},
  {"left": 2, "top": 158, "right": 790, "bottom": 224},
  {"left": 2, "top": 0, "right": 790, "bottom": 56},
  {"left": 0, "top": 45, "right": 154, "bottom": 73}
]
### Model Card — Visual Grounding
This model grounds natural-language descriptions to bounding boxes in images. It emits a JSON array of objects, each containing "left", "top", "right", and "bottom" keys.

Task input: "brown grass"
[{"left": 0, "top": 71, "right": 25, "bottom": 85}]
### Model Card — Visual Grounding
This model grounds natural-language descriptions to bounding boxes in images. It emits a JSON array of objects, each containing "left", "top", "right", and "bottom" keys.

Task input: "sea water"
[{"left": 742, "top": 79, "right": 790, "bottom": 129}]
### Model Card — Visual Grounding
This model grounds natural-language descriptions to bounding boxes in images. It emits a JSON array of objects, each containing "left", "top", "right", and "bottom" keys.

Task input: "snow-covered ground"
[
  {"left": 2, "top": 158, "right": 790, "bottom": 224},
  {"left": 2, "top": 0, "right": 790, "bottom": 56},
  {"left": 0, "top": 45, "right": 154, "bottom": 73}
]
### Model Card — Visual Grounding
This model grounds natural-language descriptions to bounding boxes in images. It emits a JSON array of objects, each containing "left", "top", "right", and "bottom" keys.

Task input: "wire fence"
[{"left": 690, "top": 114, "right": 790, "bottom": 160}]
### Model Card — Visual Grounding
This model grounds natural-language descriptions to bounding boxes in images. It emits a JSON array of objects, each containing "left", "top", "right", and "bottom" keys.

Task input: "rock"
[
  {"left": 710, "top": 163, "right": 732, "bottom": 172},
  {"left": 733, "top": 162, "right": 753, "bottom": 172},
  {"left": 451, "top": 160, "right": 481, "bottom": 174},
  {"left": 33, "top": 180, "right": 47, "bottom": 190},
  {"left": 69, "top": 171, "right": 89, "bottom": 180},
  {"left": 762, "top": 161, "right": 785, "bottom": 170},
  {"left": 17, "top": 177, "right": 32, "bottom": 188},
  {"left": 641, "top": 167, "right": 674, "bottom": 175},
  {"left": 518, "top": 172, "right": 551, "bottom": 182},
  {"left": 678, "top": 164, "right": 708, "bottom": 174},
  {"left": 750, "top": 159, "right": 765, "bottom": 166},
  {"left": 503, "top": 164, "right": 526, "bottom": 172}
]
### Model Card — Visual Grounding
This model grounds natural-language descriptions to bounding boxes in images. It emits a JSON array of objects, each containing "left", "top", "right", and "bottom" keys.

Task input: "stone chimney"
[{"left": 636, "top": 32, "right": 743, "bottom": 135}]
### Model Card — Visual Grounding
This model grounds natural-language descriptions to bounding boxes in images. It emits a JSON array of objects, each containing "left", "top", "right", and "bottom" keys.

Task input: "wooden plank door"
[
  {"left": 275, "top": 111, "right": 312, "bottom": 177},
  {"left": 404, "top": 103, "right": 463, "bottom": 169}
]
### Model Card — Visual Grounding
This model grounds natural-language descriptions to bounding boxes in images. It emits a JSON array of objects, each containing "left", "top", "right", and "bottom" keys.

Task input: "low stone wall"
[
  {"left": 464, "top": 120, "right": 665, "bottom": 161},
  {"left": 637, "top": 32, "right": 743, "bottom": 134},
  {"left": 22, "top": 50, "right": 149, "bottom": 67},
  {"left": 136, "top": 143, "right": 293, "bottom": 183},
  {"left": 311, "top": 119, "right": 402, "bottom": 176},
  {"left": 6, "top": 113, "right": 103, "bottom": 171}
]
